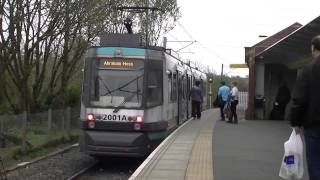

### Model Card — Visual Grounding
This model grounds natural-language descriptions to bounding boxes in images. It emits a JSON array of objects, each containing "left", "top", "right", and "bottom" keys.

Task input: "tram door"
[{"left": 177, "top": 71, "right": 184, "bottom": 125}]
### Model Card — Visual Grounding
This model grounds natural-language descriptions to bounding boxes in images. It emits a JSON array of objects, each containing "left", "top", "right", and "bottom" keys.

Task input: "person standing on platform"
[
  {"left": 287, "top": 35, "right": 320, "bottom": 180},
  {"left": 227, "top": 81, "right": 239, "bottom": 124},
  {"left": 189, "top": 80, "right": 203, "bottom": 119},
  {"left": 218, "top": 81, "right": 230, "bottom": 121},
  {"left": 270, "top": 81, "right": 291, "bottom": 120}
]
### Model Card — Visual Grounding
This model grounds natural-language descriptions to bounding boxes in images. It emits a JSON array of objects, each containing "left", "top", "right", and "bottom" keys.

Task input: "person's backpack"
[
  {"left": 213, "top": 95, "right": 220, "bottom": 108},
  {"left": 218, "top": 95, "right": 224, "bottom": 106}
]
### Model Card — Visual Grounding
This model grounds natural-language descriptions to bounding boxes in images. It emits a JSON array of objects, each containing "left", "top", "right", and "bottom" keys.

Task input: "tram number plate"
[{"left": 102, "top": 114, "right": 127, "bottom": 122}]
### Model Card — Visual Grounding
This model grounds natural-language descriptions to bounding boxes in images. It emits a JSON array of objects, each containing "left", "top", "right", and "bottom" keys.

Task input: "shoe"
[
  {"left": 227, "top": 121, "right": 232, "bottom": 123},
  {"left": 220, "top": 118, "right": 225, "bottom": 121},
  {"left": 197, "top": 117, "right": 201, "bottom": 120}
]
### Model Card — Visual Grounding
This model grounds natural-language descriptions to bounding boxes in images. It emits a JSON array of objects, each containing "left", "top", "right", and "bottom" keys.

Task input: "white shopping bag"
[{"left": 279, "top": 129, "right": 304, "bottom": 179}]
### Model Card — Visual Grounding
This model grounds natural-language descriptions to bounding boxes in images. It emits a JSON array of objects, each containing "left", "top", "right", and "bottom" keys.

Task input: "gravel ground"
[
  {"left": 76, "top": 157, "right": 144, "bottom": 180},
  {"left": 6, "top": 147, "right": 95, "bottom": 180}
]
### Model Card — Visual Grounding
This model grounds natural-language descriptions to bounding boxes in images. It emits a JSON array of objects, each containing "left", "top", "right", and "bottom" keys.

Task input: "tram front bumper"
[{"left": 80, "top": 130, "right": 150, "bottom": 157}]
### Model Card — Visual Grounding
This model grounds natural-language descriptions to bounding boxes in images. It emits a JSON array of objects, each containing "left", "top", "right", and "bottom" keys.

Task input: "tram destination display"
[{"left": 98, "top": 59, "right": 143, "bottom": 70}]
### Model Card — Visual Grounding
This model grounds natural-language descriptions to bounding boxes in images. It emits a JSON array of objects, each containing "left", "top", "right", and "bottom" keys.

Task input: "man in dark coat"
[
  {"left": 286, "top": 35, "right": 320, "bottom": 180},
  {"left": 270, "top": 81, "right": 291, "bottom": 120},
  {"left": 189, "top": 80, "right": 203, "bottom": 119}
]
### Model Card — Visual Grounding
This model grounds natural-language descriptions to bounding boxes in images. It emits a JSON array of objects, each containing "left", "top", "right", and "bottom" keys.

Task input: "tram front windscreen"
[{"left": 89, "top": 58, "right": 144, "bottom": 108}]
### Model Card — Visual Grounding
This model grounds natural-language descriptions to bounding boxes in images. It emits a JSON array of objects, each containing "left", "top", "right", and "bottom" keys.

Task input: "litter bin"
[
  {"left": 254, "top": 95, "right": 266, "bottom": 119},
  {"left": 255, "top": 95, "right": 265, "bottom": 108}
]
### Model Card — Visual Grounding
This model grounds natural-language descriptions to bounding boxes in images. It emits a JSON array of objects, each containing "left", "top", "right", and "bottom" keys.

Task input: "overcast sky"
[{"left": 166, "top": 0, "right": 320, "bottom": 77}]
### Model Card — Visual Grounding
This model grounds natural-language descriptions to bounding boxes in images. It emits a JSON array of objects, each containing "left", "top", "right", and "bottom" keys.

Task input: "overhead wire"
[
  {"left": 166, "top": 32, "right": 187, "bottom": 48},
  {"left": 175, "top": 21, "right": 233, "bottom": 64},
  {"left": 148, "top": 0, "right": 246, "bottom": 77},
  {"left": 148, "top": 0, "right": 233, "bottom": 66}
]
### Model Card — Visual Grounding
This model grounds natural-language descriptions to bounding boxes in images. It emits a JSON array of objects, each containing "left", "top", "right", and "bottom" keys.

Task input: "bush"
[{"left": 66, "top": 85, "right": 81, "bottom": 107}]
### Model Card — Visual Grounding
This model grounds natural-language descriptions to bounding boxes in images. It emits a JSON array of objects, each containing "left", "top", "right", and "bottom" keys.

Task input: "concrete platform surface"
[
  {"left": 213, "top": 118, "right": 309, "bottom": 180},
  {"left": 129, "top": 109, "right": 310, "bottom": 180}
]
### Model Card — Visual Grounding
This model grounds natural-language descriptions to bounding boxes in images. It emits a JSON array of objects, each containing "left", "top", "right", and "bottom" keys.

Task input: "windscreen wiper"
[
  {"left": 112, "top": 74, "right": 143, "bottom": 113},
  {"left": 113, "top": 89, "right": 140, "bottom": 113}
]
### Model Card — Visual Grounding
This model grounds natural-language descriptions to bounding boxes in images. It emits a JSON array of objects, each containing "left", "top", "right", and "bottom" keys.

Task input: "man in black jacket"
[
  {"left": 189, "top": 80, "right": 203, "bottom": 119},
  {"left": 287, "top": 35, "right": 320, "bottom": 180}
]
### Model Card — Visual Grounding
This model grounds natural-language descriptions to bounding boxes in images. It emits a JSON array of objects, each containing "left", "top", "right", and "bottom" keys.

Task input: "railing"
[{"left": 0, "top": 107, "right": 80, "bottom": 169}]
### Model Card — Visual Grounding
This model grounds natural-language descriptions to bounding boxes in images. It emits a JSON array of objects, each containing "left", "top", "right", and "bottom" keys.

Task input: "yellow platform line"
[{"left": 185, "top": 113, "right": 216, "bottom": 180}]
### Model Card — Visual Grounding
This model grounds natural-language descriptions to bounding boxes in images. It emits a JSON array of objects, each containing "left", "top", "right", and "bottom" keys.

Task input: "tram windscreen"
[{"left": 89, "top": 59, "right": 144, "bottom": 108}]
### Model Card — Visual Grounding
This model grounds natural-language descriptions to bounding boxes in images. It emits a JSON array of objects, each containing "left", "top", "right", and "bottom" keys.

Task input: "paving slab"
[{"left": 213, "top": 119, "right": 309, "bottom": 180}]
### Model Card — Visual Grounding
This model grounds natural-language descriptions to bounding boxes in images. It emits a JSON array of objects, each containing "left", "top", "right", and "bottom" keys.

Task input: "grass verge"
[{"left": 0, "top": 129, "right": 80, "bottom": 169}]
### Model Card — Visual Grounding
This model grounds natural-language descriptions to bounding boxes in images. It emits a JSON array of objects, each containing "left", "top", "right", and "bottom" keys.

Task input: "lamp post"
[{"left": 208, "top": 78, "right": 213, "bottom": 108}]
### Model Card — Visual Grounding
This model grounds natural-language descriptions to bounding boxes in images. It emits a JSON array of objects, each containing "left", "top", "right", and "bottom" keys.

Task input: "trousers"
[
  {"left": 304, "top": 128, "right": 320, "bottom": 180},
  {"left": 191, "top": 100, "right": 201, "bottom": 118}
]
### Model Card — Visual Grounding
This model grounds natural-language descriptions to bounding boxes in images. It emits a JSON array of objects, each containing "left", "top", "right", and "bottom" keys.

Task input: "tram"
[{"left": 79, "top": 34, "right": 208, "bottom": 157}]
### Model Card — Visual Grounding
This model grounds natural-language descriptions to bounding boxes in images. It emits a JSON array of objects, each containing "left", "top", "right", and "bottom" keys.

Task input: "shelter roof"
[
  {"left": 253, "top": 22, "right": 302, "bottom": 56},
  {"left": 245, "top": 22, "right": 302, "bottom": 64},
  {"left": 256, "top": 16, "right": 320, "bottom": 68}
]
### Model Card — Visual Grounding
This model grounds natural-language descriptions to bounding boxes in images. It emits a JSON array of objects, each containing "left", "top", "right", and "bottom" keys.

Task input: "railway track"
[
  {"left": 2, "top": 142, "right": 144, "bottom": 180},
  {"left": 68, "top": 157, "right": 144, "bottom": 180},
  {"left": 67, "top": 161, "right": 97, "bottom": 180},
  {"left": 5, "top": 145, "right": 95, "bottom": 180}
]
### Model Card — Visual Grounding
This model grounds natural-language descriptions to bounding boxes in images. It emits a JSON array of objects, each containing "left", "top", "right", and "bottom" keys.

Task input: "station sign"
[{"left": 229, "top": 64, "right": 248, "bottom": 68}]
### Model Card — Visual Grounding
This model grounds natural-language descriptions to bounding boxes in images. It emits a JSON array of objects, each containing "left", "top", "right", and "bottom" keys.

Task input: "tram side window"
[
  {"left": 185, "top": 77, "right": 188, "bottom": 99},
  {"left": 90, "top": 60, "right": 100, "bottom": 102},
  {"left": 178, "top": 75, "right": 182, "bottom": 99},
  {"left": 182, "top": 77, "right": 187, "bottom": 100},
  {"left": 171, "top": 73, "right": 177, "bottom": 102},
  {"left": 188, "top": 76, "right": 193, "bottom": 98},
  {"left": 168, "top": 76, "right": 172, "bottom": 102},
  {"left": 147, "top": 70, "right": 163, "bottom": 107},
  {"left": 186, "top": 75, "right": 190, "bottom": 100},
  {"left": 181, "top": 77, "right": 185, "bottom": 100}
]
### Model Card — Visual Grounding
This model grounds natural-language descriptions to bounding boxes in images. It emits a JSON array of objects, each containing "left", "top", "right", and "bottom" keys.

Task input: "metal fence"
[
  {"left": 238, "top": 91, "right": 248, "bottom": 112},
  {"left": 0, "top": 107, "right": 80, "bottom": 153}
]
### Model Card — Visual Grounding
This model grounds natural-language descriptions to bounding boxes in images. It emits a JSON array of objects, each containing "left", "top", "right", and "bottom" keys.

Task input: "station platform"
[{"left": 129, "top": 109, "right": 309, "bottom": 180}]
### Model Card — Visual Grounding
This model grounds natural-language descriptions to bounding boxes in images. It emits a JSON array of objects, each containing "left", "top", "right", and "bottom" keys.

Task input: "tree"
[
  {"left": 144, "top": 0, "right": 180, "bottom": 46},
  {"left": 0, "top": 0, "right": 181, "bottom": 113},
  {"left": 0, "top": 0, "right": 112, "bottom": 112}
]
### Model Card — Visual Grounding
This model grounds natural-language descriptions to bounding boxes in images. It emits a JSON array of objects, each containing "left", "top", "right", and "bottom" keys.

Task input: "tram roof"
[{"left": 255, "top": 16, "right": 320, "bottom": 69}]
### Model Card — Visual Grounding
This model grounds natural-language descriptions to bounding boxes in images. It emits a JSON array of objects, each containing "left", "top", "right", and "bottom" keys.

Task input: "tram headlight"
[
  {"left": 136, "top": 115, "right": 143, "bottom": 123},
  {"left": 87, "top": 114, "right": 94, "bottom": 121},
  {"left": 134, "top": 115, "right": 143, "bottom": 130},
  {"left": 86, "top": 114, "right": 95, "bottom": 128}
]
